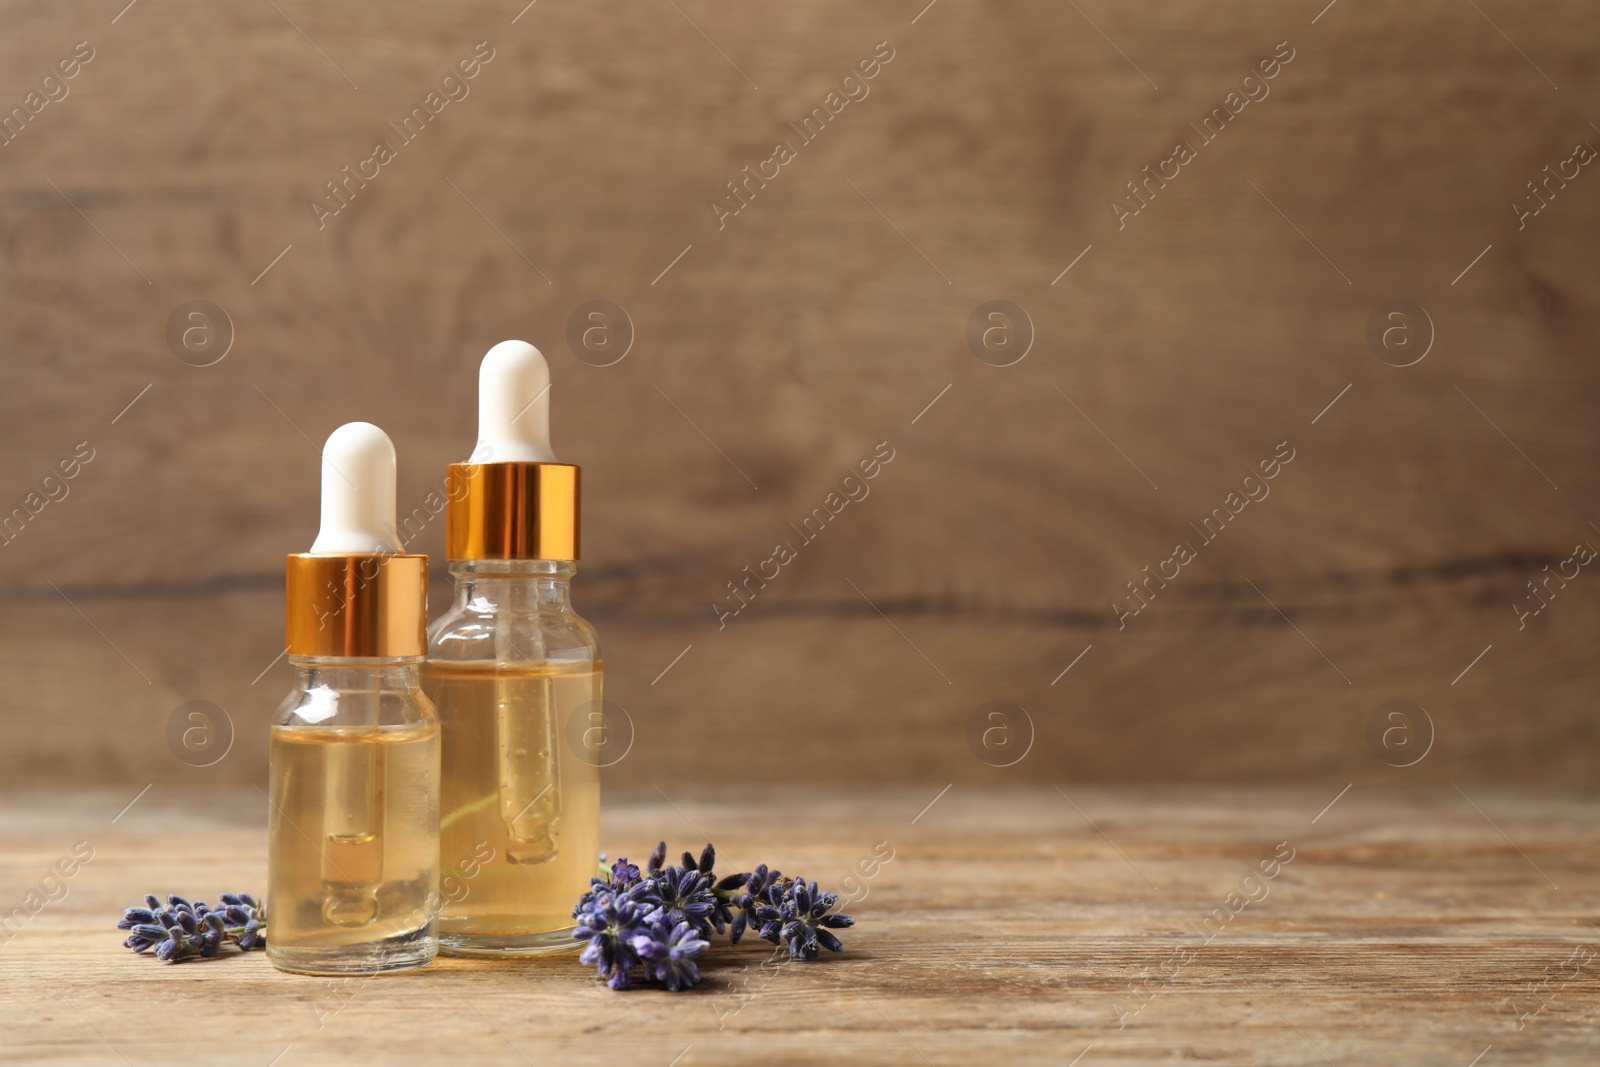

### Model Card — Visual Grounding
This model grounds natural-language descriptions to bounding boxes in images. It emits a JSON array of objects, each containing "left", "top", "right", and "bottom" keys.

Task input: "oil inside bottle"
[
  {"left": 266, "top": 720, "right": 440, "bottom": 974},
  {"left": 423, "top": 659, "right": 600, "bottom": 950}
]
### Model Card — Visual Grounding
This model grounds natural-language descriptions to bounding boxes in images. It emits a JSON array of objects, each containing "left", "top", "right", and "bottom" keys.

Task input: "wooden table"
[{"left": 1, "top": 786, "right": 1595, "bottom": 1065}]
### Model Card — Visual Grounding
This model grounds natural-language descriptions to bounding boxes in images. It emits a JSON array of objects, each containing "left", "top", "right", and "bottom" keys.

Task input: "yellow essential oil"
[
  {"left": 267, "top": 721, "right": 440, "bottom": 972},
  {"left": 424, "top": 660, "right": 601, "bottom": 944}
]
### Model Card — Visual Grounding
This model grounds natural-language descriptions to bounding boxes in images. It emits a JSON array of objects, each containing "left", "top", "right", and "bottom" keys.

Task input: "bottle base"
[
  {"left": 267, "top": 926, "right": 438, "bottom": 975},
  {"left": 438, "top": 925, "right": 581, "bottom": 957}
]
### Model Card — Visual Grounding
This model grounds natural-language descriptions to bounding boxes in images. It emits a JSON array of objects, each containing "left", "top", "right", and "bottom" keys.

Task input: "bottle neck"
[
  {"left": 447, "top": 558, "right": 575, "bottom": 611},
  {"left": 280, "top": 656, "right": 430, "bottom": 729},
  {"left": 287, "top": 657, "right": 424, "bottom": 690}
]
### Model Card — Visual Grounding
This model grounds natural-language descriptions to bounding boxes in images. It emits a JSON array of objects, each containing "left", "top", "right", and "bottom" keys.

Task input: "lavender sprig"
[
  {"left": 574, "top": 882, "right": 659, "bottom": 990},
  {"left": 775, "top": 877, "right": 853, "bottom": 959},
  {"left": 117, "top": 893, "right": 266, "bottom": 962},
  {"left": 635, "top": 919, "right": 710, "bottom": 991},
  {"left": 573, "top": 842, "right": 853, "bottom": 991}
]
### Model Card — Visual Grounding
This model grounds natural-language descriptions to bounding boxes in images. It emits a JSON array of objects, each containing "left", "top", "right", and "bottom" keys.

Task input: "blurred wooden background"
[{"left": 1, "top": 0, "right": 1596, "bottom": 790}]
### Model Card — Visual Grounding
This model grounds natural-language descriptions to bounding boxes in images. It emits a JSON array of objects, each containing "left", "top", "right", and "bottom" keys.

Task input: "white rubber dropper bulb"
[
  {"left": 472, "top": 340, "right": 556, "bottom": 463},
  {"left": 309, "top": 422, "right": 403, "bottom": 554}
]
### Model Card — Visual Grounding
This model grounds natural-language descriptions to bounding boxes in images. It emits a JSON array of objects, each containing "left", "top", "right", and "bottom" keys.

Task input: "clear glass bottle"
[
  {"left": 423, "top": 340, "right": 602, "bottom": 956},
  {"left": 424, "top": 558, "right": 602, "bottom": 955},
  {"left": 267, "top": 657, "right": 440, "bottom": 975},
  {"left": 266, "top": 422, "right": 439, "bottom": 976}
]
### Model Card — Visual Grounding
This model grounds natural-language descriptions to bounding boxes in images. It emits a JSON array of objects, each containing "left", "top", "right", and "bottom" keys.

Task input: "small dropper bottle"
[
  {"left": 424, "top": 341, "right": 602, "bottom": 956},
  {"left": 267, "top": 422, "right": 441, "bottom": 975}
]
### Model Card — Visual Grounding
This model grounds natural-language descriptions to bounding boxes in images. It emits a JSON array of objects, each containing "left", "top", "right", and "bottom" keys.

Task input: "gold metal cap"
[
  {"left": 285, "top": 553, "right": 429, "bottom": 657},
  {"left": 446, "top": 462, "right": 579, "bottom": 561}
]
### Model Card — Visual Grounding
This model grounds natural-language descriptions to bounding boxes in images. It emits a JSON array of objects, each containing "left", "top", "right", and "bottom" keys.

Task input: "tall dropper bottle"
[
  {"left": 424, "top": 341, "right": 602, "bottom": 957},
  {"left": 267, "top": 422, "right": 441, "bottom": 975}
]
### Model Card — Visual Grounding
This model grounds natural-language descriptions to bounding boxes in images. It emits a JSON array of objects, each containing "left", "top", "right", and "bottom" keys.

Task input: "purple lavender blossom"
[
  {"left": 117, "top": 893, "right": 267, "bottom": 961},
  {"left": 778, "top": 877, "right": 854, "bottom": 959},
  {"left": 639, "top": 865, "right": 716, "bottom": 939},
  {"left": 633, "top": 920, "right": 709, "bottom": 991},
  {"left": 572, "top": 842, "right": 855, "bottom": 991},
  {"left": 731, "top": 865, "right": 781, "bottom": 945},
  {"left": 574, "top": 883, "right": 659, "bottom": 990}
]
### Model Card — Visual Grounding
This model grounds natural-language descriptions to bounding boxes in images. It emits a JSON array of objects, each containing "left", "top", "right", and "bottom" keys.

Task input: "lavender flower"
[
  {"left": 117, "top": 892, "right": 267, "bottom": 962},
  {"left": 572, "top": 842, "right": 855, "bottom": 991},
  {"left": 609, "top": 857, "right": 640, "bottom": 886},
  {"left": 730, "top": 865, "right": 781, "bottom": 945},
  {"left": 777, "top": 877, "right": 854, "bottom": 959},
  {"left": 572, "top": 854, "right": 647, "bottom": 923},
  {"left": 680, "top": 843, "right": 715, "bottom": 875},
  {"left": 679, "top": 843, "right": 747, "bottom": 936},
  {"left": 639, "top": 865, "right": 716, "bottom": 939},
  {"left": 574, "top": 882, "right": 659, "bottom": 990},
  {"left": 633, "top": 920, "right": 709, "bottom": 991}
]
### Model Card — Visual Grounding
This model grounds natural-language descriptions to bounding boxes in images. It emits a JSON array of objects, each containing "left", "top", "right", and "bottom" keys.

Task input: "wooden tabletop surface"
[{"left": 1, "top": 785, "right": 1595, "bottom": 1065}]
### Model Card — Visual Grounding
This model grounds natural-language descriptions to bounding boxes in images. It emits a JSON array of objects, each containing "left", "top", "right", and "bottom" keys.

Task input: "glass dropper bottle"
[
  {"left": 266, "top": 422, "right": 441, "bottom": 975},
  {"left": 424, "top": 341, "right": 602, "bottom": 956}
]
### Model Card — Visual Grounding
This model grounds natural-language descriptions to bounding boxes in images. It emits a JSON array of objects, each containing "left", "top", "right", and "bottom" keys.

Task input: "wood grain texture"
[
  {"left": 1, "top": 1, "right": 1598, "bottom": 786},
  {"left": 1, "top": 786, "right": 1597, "bottom": 1065}
]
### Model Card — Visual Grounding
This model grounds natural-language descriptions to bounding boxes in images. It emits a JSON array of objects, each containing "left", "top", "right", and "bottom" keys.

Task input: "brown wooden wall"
[{"left": 1, "top": 0, "right": 1597, "bottom": 789}]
